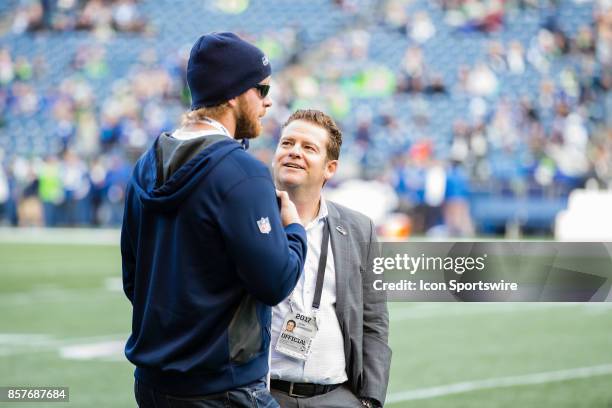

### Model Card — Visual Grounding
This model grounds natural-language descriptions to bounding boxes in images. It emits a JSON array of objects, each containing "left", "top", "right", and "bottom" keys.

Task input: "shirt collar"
[{"left": 305, "top": 197, "right": 328, "bottom": 231}]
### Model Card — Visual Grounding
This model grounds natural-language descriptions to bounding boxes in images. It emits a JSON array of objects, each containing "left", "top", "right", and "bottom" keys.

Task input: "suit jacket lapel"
[{"left": 326, "top": 201, "right": 348, "bottom": 324}]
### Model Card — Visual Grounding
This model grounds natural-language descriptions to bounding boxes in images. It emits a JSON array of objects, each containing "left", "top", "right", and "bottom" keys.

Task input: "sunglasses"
[{"left": 253, "top": 84, "right": 270, "bottom": 99}]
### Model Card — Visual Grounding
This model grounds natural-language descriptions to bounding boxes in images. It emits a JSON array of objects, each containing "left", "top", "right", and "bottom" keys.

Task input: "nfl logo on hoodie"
[{"left": 257, "top": 217, "right": 271, "bottom": 234}]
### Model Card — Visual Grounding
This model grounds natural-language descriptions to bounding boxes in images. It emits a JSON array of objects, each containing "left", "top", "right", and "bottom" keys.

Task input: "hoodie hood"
[{"left": 130, "top": 133, "right": 241, "bottom": 212}]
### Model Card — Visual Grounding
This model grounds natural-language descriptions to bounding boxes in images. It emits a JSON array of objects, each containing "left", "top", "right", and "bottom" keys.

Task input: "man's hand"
[{"left": 276, "top": 190, "right": 301, "bottom": 227}]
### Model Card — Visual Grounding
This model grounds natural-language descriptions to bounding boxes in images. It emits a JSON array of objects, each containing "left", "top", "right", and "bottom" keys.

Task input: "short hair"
[
  {"left": 282, "top": 109, "right": 342, "bottom": 161},
  {"left": 181, "top": 103, "right": 230, "bottom": 126},
  {"left": 287, "top": 320, "right": 296, "bottom": 326}
]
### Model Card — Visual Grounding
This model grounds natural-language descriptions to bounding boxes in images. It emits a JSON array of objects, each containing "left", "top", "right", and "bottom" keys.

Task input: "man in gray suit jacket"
[{"left": 270, "top": 109, "right": 391, "bottom": 408}]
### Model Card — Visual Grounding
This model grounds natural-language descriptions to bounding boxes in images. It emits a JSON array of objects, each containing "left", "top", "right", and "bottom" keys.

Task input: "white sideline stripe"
[
  {"left": 386, "top": 364, "right": 612, "bottom": 404},
  {"left": 0, "top": 278, "right": 125, "bottom": 306},
  {"left": 60, "top": 340, "right": 125, "bottom": 361},
  {"left": 0, "top": 288, "right": 123, "bottom": 306},
  {"left": 0, "top": 333, "right": 126, "bottom": 356},
  {"left": 0, "top": 227, "right": 120, "bottom": 245}
]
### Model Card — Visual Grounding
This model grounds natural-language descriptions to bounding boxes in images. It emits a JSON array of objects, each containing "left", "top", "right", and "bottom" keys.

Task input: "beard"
[{"left": 234, "top": 101, "right": 262, "bottom": 140}]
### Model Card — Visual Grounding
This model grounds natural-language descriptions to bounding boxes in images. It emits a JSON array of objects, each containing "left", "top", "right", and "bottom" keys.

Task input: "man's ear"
[
  {"left": 227, "top": 95, "right": 240, "bottom": 108},
  {"left": 324, "top": 159, "right": 338, "bottom": 183}
]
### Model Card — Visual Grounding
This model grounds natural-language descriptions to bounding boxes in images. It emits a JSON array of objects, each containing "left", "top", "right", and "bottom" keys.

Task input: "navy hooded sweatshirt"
[{"left": 121, "top": 132, "right": 307, "bottom": 396}]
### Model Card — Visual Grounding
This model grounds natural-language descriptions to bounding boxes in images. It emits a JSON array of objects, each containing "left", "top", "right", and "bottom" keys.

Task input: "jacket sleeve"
[
  {"left": 359, "top": 219, "right": 392, "bottom": 406},
  {"left": 120, "top": 184, "right": 136, "bottom": 304},
  {"left": 219, "top": 175, "right": 307, "bottom": 306}
]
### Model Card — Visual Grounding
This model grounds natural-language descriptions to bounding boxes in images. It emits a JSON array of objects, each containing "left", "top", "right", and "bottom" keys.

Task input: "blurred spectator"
[
  {"left": 0, "top": 48, "right": 15, "bottom": 86},
  {"left": 12, "top": 0, "right": 44, "bottom": 33},
  {"left": 60, "top": 150, "right": 91, "bottom": 226},
  {"left": 466, "top": 62, "right": 498, "bottom": 96},
  {"left": 410, "top": 11, "right": 436, "bottom": 43},
  {"left": 397, "top": 46, "right": 426, "bottom": 93},
  {"left": 486, "top": 41, "right": 507, "bottom": 73},
  {"left": 77, "top": 0, "right": 113, "bottom": 33},
  {"left": 11, "top": 82, "right": 40, "bottom": 117},
  {"left": 14, "top": 56, "right": 33, "bottom": 82},
  {"left": 100, "top": 154, "right": 131, "bottom": 225},
  {"left": 575, "top": 25, "right": 596, "bottom": 55},
  {"left": 442, "top": 162, "right": 475, "bottom": 237},
  {"left": 507, "top": 41, "right": 526, "bottom": 74},
  {"left": 72, "top": 44, "right": 109, "bottom": 79},
  {"left": 38, "top": 155, "right": 63, "bottom": 226},
  {"left": 383, "top": 0, "right": 409, "bottom": 32},
  {"left": 595, "top": 3, "right": 612, "bottom": 67},
  {"left": 528, "top": 28, "right": 557, "bottom": 73},
  {"left": 112, "top": 0, "right": 147, "bottom": 32}
]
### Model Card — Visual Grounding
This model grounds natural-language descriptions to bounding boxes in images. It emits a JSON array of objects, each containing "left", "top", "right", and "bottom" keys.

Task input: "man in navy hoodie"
[{"left": 121, "top": 32, "right": 308, "bottom": 407}]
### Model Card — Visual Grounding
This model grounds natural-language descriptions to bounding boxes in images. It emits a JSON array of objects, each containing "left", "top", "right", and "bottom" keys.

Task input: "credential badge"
[{"left": 257, "top": 217, "right": 271, "bottom": 234}]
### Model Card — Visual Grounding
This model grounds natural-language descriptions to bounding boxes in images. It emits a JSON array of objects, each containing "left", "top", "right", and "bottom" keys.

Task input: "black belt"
[{"left": 270, "top": 379, "right": 342, "bottom": 398}]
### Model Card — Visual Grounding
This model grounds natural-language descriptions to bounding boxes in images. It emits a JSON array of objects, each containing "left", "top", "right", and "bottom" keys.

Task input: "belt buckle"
[{"left": 288, "top": 382, "right": 306, "bottom": 398}]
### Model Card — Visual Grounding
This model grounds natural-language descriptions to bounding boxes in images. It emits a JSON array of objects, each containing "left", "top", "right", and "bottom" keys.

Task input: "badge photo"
[{"left": 275, "top": 312, "right": 318, "bottom": 361}]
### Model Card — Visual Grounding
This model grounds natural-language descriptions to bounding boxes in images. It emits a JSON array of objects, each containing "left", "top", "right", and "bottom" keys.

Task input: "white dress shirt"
[{"left": 270, "top": 198, "right": 348, "bottom": 385}]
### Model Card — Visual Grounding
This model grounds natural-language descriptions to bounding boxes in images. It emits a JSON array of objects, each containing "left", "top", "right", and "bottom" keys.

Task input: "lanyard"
[
  {"left": 288, "top": 216, "right": 330, "bottom": 311},
  {"left": 200, "top": 117, "right": 230, "bottom": 137},
  {"left": 311, "top": 217, "right": 330, "bottom": 310},
  {"left": 201, "top": 116, "right": 249, "bottom": 150}
]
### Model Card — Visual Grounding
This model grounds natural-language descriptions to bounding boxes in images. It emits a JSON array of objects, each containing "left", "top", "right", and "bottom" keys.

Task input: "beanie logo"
[{"left": 262, "top": 56, "right": 269, "bottom": 66}]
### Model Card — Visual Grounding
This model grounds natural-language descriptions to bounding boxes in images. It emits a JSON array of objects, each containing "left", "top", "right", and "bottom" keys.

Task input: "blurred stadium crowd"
[{"left": 0, "top": 0, "right": 610, "bottom": 236}]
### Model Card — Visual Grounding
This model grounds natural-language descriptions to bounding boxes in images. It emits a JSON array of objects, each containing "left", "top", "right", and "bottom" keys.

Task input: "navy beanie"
[{"left": 187, "top": 32, "right": 271, "bottom": 110}]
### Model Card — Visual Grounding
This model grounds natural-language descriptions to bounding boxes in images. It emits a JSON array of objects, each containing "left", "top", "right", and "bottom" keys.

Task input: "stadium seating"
[{"left": 0, "top": 0, "right": 608, "bottom": 234}]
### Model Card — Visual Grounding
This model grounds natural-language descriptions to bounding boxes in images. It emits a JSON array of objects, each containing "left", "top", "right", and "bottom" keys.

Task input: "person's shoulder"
[{"left": 223, "top": 146, "right": 270, "bottom": 178}]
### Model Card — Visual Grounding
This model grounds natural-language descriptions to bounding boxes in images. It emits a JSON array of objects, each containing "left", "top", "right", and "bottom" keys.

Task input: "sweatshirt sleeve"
[{"left": 219, "top": 175, "right": 307, "bottom": 306}]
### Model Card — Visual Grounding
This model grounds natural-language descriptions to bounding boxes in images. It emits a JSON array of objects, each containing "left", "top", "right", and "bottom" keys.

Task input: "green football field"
[{"left": 1, "top": 240, "right": 611, "bottom": 408}]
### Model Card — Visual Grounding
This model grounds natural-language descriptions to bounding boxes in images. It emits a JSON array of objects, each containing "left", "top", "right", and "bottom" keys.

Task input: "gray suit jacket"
[{"left": 327, "top": 201, "right": 391, "bottom": 406}]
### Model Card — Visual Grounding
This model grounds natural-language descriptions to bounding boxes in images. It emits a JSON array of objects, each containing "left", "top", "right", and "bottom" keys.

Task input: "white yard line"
[{"left": 386, "top": 364, "right": 612, "bottom": 404}]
